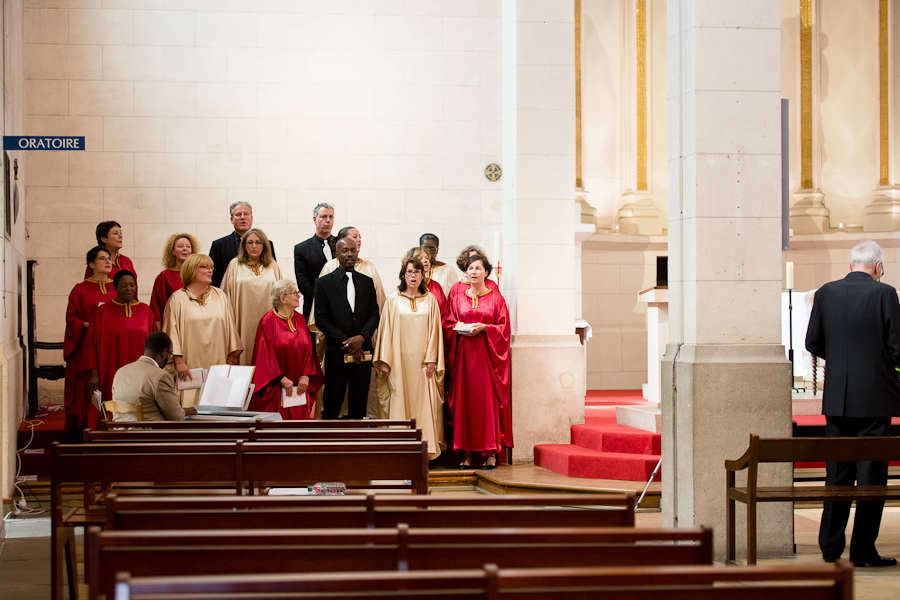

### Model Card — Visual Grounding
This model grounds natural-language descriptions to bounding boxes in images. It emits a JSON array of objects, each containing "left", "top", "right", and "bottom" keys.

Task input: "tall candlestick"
[
  {"left": 785, "top": 261, "right": 794, "bottom": 289},
  {"left": 493, "top": 231, "right": 502, "bottom": 265}
]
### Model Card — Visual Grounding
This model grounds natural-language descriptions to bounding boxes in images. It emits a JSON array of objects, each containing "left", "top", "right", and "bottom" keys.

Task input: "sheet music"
[
  {"left": 200, "top": 374, "right": 234, "bottom": 406},
  {"left": 176, "top": 368, "right": 205, "bottom": 391},
  {"left": 282, "top": 386, "right": 307, "bottom": 408}
]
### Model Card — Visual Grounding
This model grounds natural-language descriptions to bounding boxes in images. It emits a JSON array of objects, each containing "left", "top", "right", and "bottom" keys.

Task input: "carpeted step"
[
  {"left": 18, "top": 449, "right": 51, "bottom": 478},
  {"left": 570, "top": 424, "right": 660, "bottom": 455},
  {"left": 534, "top": 443, "right": 660, "bottom": 481}
]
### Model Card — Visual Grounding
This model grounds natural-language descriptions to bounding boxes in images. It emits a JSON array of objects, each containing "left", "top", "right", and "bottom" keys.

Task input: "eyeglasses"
[
  {"left": 198, "top": 265, "right": 214, "bottom": 271},
  {"left": 245, "top": 240, "right": 264, "bottom": 246},
  {"left": 282, "top": 291, "right": 301, "bottom": 297}
]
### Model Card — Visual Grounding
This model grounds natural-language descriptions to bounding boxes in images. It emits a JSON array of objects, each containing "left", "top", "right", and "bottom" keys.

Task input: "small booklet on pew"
[
  {"left": 281, "top": 386, "right": 307, "bottom": 408},
  {"left": 199, "top": 364, "right": 256, "bottom": 409},
  {"left": 175, "top": 368, "right": 207, "bottom": 391}
]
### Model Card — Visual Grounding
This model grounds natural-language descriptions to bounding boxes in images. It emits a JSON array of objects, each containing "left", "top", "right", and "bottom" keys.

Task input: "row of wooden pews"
[{"left": 49, "top": 417, "right": 855, "bottom": 600}]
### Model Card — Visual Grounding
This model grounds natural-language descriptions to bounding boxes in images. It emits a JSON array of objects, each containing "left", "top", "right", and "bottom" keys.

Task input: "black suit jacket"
[
  {"left": 313, "top": 267, "right": 379, "bottom": 355},
  {"left": 806, "top": 271, "right": 900, "bottom": 417},
  {"left": 209, "top": 231, "right": 276, "bottom": 288},
  {"left": 294, "top": 234, "right": 336, "bottom": 318}
]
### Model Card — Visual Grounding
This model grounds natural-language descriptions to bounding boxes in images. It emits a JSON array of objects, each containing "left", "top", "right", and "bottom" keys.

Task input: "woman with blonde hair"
[
  {"left": 250, "top": 280, "right": 324, "bottom": 420},
  {"left": 162, "top": 253, "right": 242, "bottom": 406},
  {"left": 150, "top": 232, "right": 200, "bottom": 330},
  {"left": 374, "top": 254, "right": 445, "bottom": 459},
  {"left": 222, "top": 228, "right": 282, "bottom": 365}
]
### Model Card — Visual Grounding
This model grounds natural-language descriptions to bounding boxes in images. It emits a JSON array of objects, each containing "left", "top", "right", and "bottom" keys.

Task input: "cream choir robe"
[
  {"left": 162, "top": 286, "right": 243, "bottom": 406},
  {"left": 429, "top": 263, "right": 457, "bottom": 298},
  {"left": 310, "top": 257, "right": 386, "bottom": 419},
  {"left": 221, "top": 259, "right": 283, "bottom": 365},
  {"left": 374, "top": 291, "right": 445, "bottom": 459}
]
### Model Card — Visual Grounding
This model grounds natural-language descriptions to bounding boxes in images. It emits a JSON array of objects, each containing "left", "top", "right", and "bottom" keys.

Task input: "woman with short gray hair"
[{"left": 249, "top": 279, "right": 323, "bottom": 420}]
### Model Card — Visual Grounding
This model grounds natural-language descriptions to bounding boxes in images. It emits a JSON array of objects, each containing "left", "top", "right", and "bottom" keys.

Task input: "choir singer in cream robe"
[
  {"left": 221, "top": 228, "right": 282, "bottom": 365},
  {"left": 163, "top": 253, "right": 243, "bottom": 406},
  {"left": 374, "top": 255, "right": 445, "bottom": 460}
]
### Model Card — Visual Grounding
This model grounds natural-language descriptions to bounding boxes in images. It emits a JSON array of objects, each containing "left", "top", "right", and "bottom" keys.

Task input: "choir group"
[{"left": 63, "top": 202, "right": 512, "bottom": 469}]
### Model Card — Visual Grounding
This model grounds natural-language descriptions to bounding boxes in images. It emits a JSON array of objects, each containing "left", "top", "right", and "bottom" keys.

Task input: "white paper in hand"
[
  {"left": 176, "top": 368, "right": 205, "bottom": 391},
  {"left": 282, "top": 386, "right": 307, "bottom": 408},
  {"left": 453, "top": 322, "right": 475, "bottom": 335}
]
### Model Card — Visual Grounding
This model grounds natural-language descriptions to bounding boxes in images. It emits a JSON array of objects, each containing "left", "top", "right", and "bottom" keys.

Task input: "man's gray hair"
[
  {"left": 229, "top": 201, "right": 252, "bottom": 217},
  {"left": 850, "top": 240, "right": 885, "bottom": 269},
  {"left": 271, "top": 279, "right": 298, "bottom": 309},
  {"left": 313, "top": 202, "right": 334, "bottom": 218}
]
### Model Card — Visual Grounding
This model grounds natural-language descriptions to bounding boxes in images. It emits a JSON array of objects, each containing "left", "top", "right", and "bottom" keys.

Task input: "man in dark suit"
[
  {"left": 294, "top": 202, "right": 336, "bottom": 319},
  {"left": 806, "top": 240, "right": 900, "bottom": 567},
  {"left": 314, "top": 237, "right": 379, "bottom": 420},
  {"left": 208, "top": 202, "right": 276, "bottom": 288}
]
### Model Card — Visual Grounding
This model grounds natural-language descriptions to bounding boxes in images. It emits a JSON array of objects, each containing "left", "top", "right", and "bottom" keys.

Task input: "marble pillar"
[
  {"left": 664, "top": 0, "right": 793, "bottom": 558},
  {"left": 502, "top": 0, "right": 585, "bottom": 463}
]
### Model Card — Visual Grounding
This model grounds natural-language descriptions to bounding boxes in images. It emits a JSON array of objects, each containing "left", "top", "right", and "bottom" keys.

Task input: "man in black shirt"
[
  {"left": 208, "top": 202, "right": 276, "bottom": 288},
  {"left": 294, "top": 202, "right": 336, "bottom": 319}
]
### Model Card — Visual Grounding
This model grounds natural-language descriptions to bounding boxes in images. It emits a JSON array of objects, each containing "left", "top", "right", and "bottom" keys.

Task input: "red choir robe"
[
  {"left": 63, "top": 279, "right": 116, "bottom": 430},
  {"left": 426, "top": 278, "right": 446, "bottom": 316},
  {"left": 250, "top": 309, "right": 324, "bottom": 420},
  {"left": 84, "top": 253, "right": 137, "bottom": 283},
  {"left": 442, "top": 286, "right": 512, "bottom": 453},
  {"left": 446, "top": 277, "right": 499, "bottom": 305},
  {"left": 150, "top": 268, "right": 183, "bottom": 324},
  {"left": 85, "top": 300, "right": 154, "bottom": 428}
]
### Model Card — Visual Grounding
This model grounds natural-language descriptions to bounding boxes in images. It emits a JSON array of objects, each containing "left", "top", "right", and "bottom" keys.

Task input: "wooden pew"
[
  {"left": 726, "top": 433, "right": 900, "bottom": 564},
  {"left": 51, "top": 440, "right": 427, "bottom": 600},
  {"left": 84, "top": 427, "right": 423, "bottom": 443},
  {"left": 113, "top": 561, "right": 854, "bottom": 600},
  {"left": 89, "top": 525, "right": 714, "bottom": 600},
  {"left": 105, "top": 492, "right": 637, "bottom": 531},
  {"left": 104, "top": 418, "right": 417, "bottom": 430}
]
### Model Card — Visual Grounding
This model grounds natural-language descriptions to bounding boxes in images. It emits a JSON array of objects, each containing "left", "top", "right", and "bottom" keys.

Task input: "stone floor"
[{"left": 2, "top": 481, "right": 899, "bottom": 599}]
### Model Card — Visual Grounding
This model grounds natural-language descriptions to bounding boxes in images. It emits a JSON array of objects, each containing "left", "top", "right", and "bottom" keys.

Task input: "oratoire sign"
[{"left": 3, "top": 136, "right": 85, "bottom": 150}]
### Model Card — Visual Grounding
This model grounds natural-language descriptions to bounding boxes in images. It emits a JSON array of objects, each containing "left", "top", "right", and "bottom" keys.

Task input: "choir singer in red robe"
[
  {"left": 83, "top": 221, "right": 136, "bottom": 284},
  {"left": 443, "top": 254, "right": 512, "bottom": 470},
  {"left": 150, "top": 232, "right": 199, "bottom": 330},
  {"left": 85, "top": 270, "right": 154, "bottom": 428},
  {"left": 64, "top": 246, "right": 116, "bottom": 434},
  {"left": 250, "top": 280, "right": 323, "bottom": 419}
]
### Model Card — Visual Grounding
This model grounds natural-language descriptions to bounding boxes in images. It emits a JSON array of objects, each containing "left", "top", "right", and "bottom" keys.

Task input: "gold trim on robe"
[
  {"left": 373, "top": 291, "right": 445, "bottom": 459},
  {"left": 221, "top": 258, "right": 283, "bottom": 366}
]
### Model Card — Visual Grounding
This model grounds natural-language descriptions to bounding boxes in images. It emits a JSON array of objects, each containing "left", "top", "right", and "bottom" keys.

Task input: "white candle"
[
  {"left": 785, "top": 262, "right": 794, "bottom": 289},
  {"left": 493, "top": 231, "right": 502, "bottom": 265}
]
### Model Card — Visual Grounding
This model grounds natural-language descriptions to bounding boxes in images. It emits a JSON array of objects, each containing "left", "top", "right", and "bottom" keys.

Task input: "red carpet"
[{"left": 534, "top": 390, "right": 660, "bottom": 482}]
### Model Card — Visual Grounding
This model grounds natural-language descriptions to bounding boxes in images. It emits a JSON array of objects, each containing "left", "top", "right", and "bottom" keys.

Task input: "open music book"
[{"left": 198, "top": 364, "right": 256, "bottom": 409}]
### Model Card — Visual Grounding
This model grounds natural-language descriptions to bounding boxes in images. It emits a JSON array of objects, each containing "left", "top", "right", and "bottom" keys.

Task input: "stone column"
[
  {"left": 502, "top": 0, "right": 585, "bottom": 463},
  {"left": 664, "top": 0, "right": 792, "bottom": 559},
  {"left": 864, "top": 0, "right": 900, "bottom": 232}
]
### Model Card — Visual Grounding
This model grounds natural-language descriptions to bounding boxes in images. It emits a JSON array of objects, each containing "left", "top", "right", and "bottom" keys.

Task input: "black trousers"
[
  {"left": 819, "top": 415, "right": 891, "bottom": 561},
  {"left": 322, "top": 351, "right": 372, "bottom": 420}
]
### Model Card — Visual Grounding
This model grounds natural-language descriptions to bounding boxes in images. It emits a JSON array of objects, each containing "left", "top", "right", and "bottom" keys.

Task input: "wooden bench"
[
  {"left": 112, "top": 562, "right": 854, "bottom": 600},
  {"left": 105, "top": 492, "right": 637, "bottom": 531},
  {"left": 90, "top": 525, "right": 713, "bottom": 600},
  {"left": 84, "top": 427, "right": 423, "bottom": 443},
  {"left": 726, "top": 433, "right": 900, "bottom": 564},
  {"left": 51, "top": 440, "right": 427, "bottom": 600},
  {"left": 104, "top": 418, "right": 417, "bottom": 430}
]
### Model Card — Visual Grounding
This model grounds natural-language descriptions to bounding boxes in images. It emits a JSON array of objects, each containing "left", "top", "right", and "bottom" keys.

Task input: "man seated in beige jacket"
[{"left": 111, "top": 331, "right": 197, "bottom": 421}]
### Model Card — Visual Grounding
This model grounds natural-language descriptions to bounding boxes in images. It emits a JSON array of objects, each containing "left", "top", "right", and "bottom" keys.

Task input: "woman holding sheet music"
[
  {"left": 222, "top": 228, "right": 282, "bottom": 365},
  {"left": 250, "top": 280, "right": 323, "bottom": 419},
  {"left": 162, "top": 253, "right": 243, "bottom": 406},
  {"left": 442, "top": 254, "right": 512, "bottom": 470},
  {"left": 373, "top": 254, "right": 445, "bottom": 459}
]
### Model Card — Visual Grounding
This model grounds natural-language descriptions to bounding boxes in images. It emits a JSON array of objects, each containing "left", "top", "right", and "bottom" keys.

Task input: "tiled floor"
[{"left": 3, "top": 491, "right": 899, "bottom": 599}]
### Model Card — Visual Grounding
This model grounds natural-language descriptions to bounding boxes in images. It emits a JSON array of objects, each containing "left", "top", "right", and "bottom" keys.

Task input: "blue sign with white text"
[{"left": 3, "top": 136, "right": 85, "bottom": 151}]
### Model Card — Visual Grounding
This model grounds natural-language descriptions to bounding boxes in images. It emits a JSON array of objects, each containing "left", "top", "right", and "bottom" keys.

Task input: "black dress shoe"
[
  {"left": 851, "top": 555, "right": 897, "bottom": 567},
  {"left": 823, "top": 555, "right": 839, "bottom": 564}
]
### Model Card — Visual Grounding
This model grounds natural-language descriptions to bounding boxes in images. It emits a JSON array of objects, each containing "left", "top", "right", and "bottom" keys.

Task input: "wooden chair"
[{"left": 100, "top": 401, "right": 143, "bottom": 423}]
